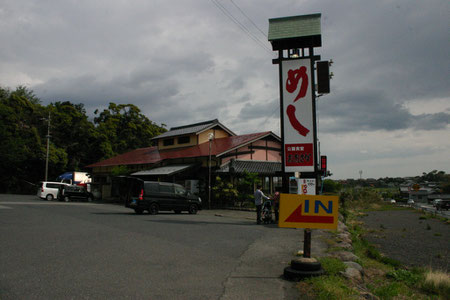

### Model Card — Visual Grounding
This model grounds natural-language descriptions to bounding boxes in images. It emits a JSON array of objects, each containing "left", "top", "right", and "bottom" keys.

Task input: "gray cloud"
[
  {"left": 413, "top": 112, "right": 450, "bottom": 130},
  {"left": 238, "top": 98, "right": 278, "bottom": 120},
  {"left": 1, "top": 0, "right": 449, "bottom": 178},
  {"left": 318, "top": 89, "right": 449, "bottom": 133}
]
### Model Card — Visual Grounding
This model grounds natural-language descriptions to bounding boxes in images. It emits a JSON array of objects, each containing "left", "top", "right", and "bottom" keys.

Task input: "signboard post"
[{"left": 269, "top": 14, "right": 333, "bottom": 260}]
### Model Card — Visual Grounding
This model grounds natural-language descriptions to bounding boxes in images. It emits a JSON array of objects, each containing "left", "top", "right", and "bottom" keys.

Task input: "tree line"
[{"left": 0, "top": 85, "right": 166, "bottom": 193}]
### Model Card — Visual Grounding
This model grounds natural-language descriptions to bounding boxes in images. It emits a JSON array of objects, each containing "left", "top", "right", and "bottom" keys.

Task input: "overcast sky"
[{"left": 1, "top": 0, "right": 449, "bottom": 179}]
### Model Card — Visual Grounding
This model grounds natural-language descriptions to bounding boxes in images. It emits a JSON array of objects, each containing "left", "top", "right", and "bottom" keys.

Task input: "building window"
[
  {"left": 263, "top": 176, "right": 270, "bottom": 193},
  {"left": 163, "top": 138, "right": 174, "bottom": 146},
  {"left": 178, "top": 136, "right": 190, "bottom": 144},
  {"left": 273, "top": 177, "right": 283, "bottom": 191}
]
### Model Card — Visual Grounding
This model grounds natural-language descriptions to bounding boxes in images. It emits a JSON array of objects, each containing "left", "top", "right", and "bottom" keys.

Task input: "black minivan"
[{"left": 122, "top": 178, "right": 202, "bottom": 215}]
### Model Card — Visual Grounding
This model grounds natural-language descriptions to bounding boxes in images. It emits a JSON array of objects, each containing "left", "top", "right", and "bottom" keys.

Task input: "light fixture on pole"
[{"left": 208, "top": 132, "right": 214, "bottom": 209}]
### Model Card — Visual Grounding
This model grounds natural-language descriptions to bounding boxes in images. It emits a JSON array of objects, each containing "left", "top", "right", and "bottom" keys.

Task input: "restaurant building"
[{"left": 87, "top": 119, "right": 282, "bottom": 204}]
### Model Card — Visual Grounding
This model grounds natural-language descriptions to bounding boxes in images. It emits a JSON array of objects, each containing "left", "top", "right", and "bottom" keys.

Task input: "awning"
[{"left": 131, "top": 164, "right": 195, "bottom": 176}]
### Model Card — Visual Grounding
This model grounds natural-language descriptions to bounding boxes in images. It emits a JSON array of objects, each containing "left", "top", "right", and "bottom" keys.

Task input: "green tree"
[
  {"left": 419, "top": 170, "right": 447, "bottom": 183},
  {"left": 93, "top": 103, "right": 166, "bottom": 159},
  {"left": 322, "top": 179, "right": 342, "bottom": 194},
  {"left": 48, "top": 101, "right": 97, "bottom": 171},
  {"left": 0, "top": 86, "right": 46, "bottom": 192}
]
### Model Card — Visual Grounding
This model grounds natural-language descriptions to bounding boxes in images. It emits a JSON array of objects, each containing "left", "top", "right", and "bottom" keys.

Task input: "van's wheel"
[
  {"left": 134, "top": 208, "right": 144, "bottom": 214},
  {"left": 64, "top": 196, "right": 70, "bottom": 202},
  {"left": 46, "top": 194, "right": 53, "bottom": 201},
  {"left": 188, "top": 204, "right": 198, "bottom": 214},
  {"left": 149, "top": 203, "right": 159, "bottom": 215},
  {"left": 87, "top": 195, "right": 93, "bottom": 202}
]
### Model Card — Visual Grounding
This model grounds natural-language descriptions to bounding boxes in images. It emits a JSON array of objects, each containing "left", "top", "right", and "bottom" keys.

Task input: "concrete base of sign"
[{"left": 283, "top": 257, "right": 324, "bottom": 281}]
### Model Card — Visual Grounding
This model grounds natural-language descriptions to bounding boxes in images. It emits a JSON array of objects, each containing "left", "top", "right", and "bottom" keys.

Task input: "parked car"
[
  {"left": 121, "top": 177, "right": 202, "bottom": 215},
  {"left": 58, "top": 185, "right": 94, "bottom": 202},
  {"left": 432, "top": 199, "right": 442, "bottom": 207},
  {"left": 37, "top": 181, "right": 69, "bottom": 201},
  {"left": 435, "top": 200, "right": 450, "bottom": 211}
]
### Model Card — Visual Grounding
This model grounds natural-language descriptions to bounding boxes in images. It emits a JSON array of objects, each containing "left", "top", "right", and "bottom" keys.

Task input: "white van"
[{"left": 37, "top": 182, "right": 69, "bottom": 201}]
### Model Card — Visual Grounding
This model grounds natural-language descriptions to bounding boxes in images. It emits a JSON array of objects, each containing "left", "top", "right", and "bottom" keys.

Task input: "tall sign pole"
[{"left": 269, "top": 14, "right": 331, "bottom": 258}]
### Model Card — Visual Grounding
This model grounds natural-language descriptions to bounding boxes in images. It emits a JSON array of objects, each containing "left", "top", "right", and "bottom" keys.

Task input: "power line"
[
  {"left": 210, "top": 0, "right": 272, "bottom": 54},
  {"left": 228, "top": 0, "right": 267, "bottom": 38},
  {"left": 262, "top": 103, "right": 280, "bottom": 125}
]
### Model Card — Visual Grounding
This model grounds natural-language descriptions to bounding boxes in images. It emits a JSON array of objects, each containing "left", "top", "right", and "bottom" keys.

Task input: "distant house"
[
  {"left": 87, "top": 119, "right": 282, "bottom": 203},
  {"left": 409, "top": 190, "right": 429, "bottom": 203},
  {"left": 399, "top": 181, "right": 443, "bottom": 203}
]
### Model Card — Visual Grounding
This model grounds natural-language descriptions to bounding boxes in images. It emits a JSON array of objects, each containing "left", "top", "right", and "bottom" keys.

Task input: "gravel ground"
[{"left": 360, "top": 209, "right": 450, "bottom": 272}]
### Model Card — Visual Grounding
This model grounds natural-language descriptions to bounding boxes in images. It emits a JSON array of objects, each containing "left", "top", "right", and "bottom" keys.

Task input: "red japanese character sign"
[{"left": 282, "top": 59, "right": 314, "bottom": 172}]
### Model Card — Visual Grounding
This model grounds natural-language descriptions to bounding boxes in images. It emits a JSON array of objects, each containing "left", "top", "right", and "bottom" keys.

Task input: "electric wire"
[
  {"left": 228, "top": 0, "right": 267, "bottom": 38},
  {"left": 262, "top": 104, "right": 280, "bottom": 125},
  {"left": 210, "top": 0, "right": 272, "bottom": 54}
]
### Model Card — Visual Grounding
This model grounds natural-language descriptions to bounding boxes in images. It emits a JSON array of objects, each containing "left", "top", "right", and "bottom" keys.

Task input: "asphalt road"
[{"left": 0, "top": 194, "right": 320, "bottom": 300}]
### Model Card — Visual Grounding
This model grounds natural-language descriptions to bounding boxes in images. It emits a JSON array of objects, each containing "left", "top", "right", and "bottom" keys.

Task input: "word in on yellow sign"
[{"left": 278, "top": 194, "right": 339, "bottom": 230}]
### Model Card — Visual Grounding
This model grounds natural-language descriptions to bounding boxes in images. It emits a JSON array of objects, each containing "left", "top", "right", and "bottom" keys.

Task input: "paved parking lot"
[{"left": 0, "top": 194, "right": 328, "bottom": 300}]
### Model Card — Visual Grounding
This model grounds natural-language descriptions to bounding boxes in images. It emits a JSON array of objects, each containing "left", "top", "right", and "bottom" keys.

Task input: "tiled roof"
[
  {"left": 268, "top": 14, "right": 321, "bottom": 41},
  {"left": 217, "top": 160, "right": 281, "bottom": 175},
  {"left": 87, "top": 131, "right": 277, "bottom": 168},
  {"left": 151, "top": 119, "right": 235, "bottom": 140},
  {"left": 87, "top": 147, "right": 161, "bottom": 167}
]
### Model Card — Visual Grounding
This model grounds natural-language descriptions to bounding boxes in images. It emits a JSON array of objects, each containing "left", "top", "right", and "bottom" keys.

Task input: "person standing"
[
  {"left": 254, "top": 185, "right": 269, "bottom": 224},
  {"left": 272, "top": 188, "right": 280, "bottom": 223}
]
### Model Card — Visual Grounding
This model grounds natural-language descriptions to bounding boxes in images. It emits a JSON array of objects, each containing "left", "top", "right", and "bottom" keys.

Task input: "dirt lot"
[{"left": 360, "top": 209, "right": 449, "bottom": 272}]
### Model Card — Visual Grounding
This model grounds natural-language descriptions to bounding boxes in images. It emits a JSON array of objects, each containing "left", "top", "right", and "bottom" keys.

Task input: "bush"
[{"left": 212, "top": 176, "right": 238, "bottom": 207}]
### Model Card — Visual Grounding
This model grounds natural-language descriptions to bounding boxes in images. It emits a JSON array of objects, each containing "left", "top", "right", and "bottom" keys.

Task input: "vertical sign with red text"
[{"left": 282, "top": 59, "right": 314, "bottom": 172}]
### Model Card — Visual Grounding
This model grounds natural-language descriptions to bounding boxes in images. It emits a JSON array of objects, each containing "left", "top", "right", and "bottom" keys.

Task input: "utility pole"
[
  {"left": 208, "top": 132, "right": 214, "bottom": 209},
  {"left": 45, "top": 112, "right": 51, "bottom": 181}
]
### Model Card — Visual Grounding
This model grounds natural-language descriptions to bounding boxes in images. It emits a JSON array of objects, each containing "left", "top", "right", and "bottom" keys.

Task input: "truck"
[{"left": 56, "top": 171, "right": 91, "bottom": 186}]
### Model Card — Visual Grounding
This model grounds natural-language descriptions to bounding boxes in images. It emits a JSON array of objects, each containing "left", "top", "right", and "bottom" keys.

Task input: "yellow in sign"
[{"left": 278, "top": 194, "right": 339, "bottom": 230}]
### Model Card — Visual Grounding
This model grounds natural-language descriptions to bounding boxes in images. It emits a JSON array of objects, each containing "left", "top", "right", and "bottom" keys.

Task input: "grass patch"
[
  {"left": 370, "top": 281, "right": 404, "bottom": 299},
  {"left": 386, "top": 268, "right": 423, "bottom": 286},
  {"left": 363, "top": 243, "right": 401, "bottom": 269},
  {"left": 319, "top": 257, "right": 346, "bottom": 276},
  {"left": 303, "top": 275, "right": 358, "bottom": 300},
  {"left": 417, "top": 210, "right": 449, "bottom": 223},
  {"left": 421, "top": 270, "right": 450, "bottom": 298},
  {"left": 364, "top": 204, "right": 411, "bottom": 212}
]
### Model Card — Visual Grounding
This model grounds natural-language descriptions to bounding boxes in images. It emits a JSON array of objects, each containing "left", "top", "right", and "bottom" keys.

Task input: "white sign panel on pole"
[
  {"left": 299, "top": 178, "right": 316, "bottom": 195},
  {"left": 281, "top": 58, "right": 315, "bottom": 172}
]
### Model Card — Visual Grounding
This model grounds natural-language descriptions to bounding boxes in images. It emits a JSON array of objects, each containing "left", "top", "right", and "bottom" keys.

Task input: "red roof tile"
[
  {"left": 87, "top": 132, "right": 276, "bottom": 168},
  {"left": 86, "top": 146, "right": 161, "bottom": 167}
]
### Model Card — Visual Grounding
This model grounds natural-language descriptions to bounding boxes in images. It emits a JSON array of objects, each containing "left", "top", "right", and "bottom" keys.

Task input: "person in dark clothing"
[
  {"left": 272, "top": 188, "right": 280, "bottom": 222},
  {"left": 254, "top": 185, "right": 269, "bottom": 224}
]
